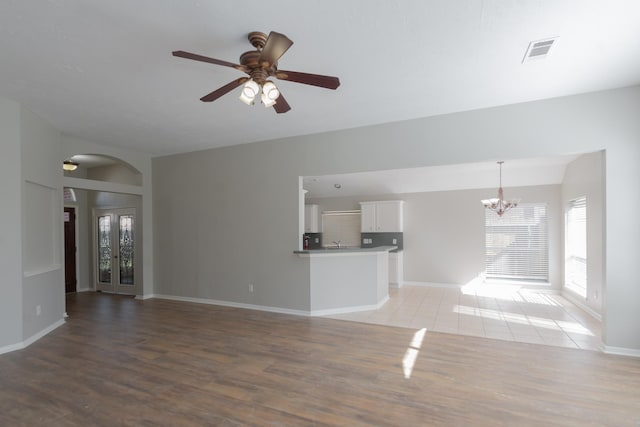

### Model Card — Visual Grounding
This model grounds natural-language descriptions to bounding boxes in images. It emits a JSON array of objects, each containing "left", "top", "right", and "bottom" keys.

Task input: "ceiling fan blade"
[
  {"left": 200, "top": 78, "right": 248, "bottom": 102},
  {"left": 173, "top": 50, "right": 248, "bottom": 73},
  {"left": 259, "top": 31, "right": 293, "bottom": 65},
  {"left": 273, "top": 92, "right": 291, "bottom": 114},
  {"left": 275, "top": 70, "right": 340, "bottom": 90}
]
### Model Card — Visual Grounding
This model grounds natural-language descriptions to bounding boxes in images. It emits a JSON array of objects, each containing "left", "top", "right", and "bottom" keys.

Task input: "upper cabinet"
[
  {"left": 360, "top": 203, "right": 376, "bottom": 232},
  {"left": 359, "top": 200, "right": 404, "bottom": 232},
  {"left": 304, "top": 204, "right": 320, "bottom": 233}
]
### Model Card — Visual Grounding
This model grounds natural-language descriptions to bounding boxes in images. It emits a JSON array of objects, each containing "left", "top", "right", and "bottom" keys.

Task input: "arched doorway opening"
[{"left": 62, "top": 154, "right": 144, "bottom": 297}]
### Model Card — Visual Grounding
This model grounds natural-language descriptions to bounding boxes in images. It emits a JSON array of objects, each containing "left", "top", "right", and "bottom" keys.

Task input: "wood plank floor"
[{"left": 1, "top": 293, "right": 639, "bottom": 426}]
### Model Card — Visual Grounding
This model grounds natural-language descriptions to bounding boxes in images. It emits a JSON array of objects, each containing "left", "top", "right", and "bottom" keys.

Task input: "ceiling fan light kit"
[
  {"left": 261, "top": 81, "right": 279, "bottom": 107},
  {"left": 239, "top": 79, "right": 260, "bottom": 105},
  {"left": 173, "top": 31, "right": 340, "bottom": 113}
]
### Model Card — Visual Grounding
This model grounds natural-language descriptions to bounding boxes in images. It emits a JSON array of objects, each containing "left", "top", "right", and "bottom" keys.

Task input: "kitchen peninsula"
[{"left": 294, "top": 246, "right": 397, "bottom": 315}]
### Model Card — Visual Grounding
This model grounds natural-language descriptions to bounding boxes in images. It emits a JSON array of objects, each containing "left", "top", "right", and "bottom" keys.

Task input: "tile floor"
[{"left": 325, "top": 284, "right": 602, "bottom": 351}]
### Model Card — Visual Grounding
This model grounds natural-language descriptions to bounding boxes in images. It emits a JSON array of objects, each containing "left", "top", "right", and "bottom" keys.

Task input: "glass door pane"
[
  {"left": 95, "top": 208, "right": 137, "bottom": 295},
  {"left": 98, "top": 215, "right": 112, "bottom": 284},
  {"left": 118, "top": 215, "right": 134, "bottom": 285}
]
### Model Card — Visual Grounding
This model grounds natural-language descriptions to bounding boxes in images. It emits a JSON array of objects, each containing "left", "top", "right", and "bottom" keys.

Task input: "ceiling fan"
[{"left": 173, "top": 31, "right": 340, "bottom": 114}]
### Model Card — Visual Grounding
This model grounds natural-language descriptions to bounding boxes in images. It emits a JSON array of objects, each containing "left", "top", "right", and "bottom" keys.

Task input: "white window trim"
[{"left": 565, "top": 196, "right": 587, "bottom": 298}]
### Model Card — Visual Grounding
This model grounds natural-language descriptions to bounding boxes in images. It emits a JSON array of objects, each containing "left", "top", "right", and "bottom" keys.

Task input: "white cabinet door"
[
  {"left": 304, "top": 204, "right": 319, "bottom": 233},
  {"left": 376, "top": 201, "right": 402, "bottom": 232},
  {"left": 360, "top": 203, "right": 376, "bottom": 232},
  {"left": 389, "top": 252, "right": 404, "bottom": 286},
  {"left": 389, "top": 252, "right": 397, "bottom": 283},
  {"left": 361, "top": 201, "right": 403, "bottom": 232}
]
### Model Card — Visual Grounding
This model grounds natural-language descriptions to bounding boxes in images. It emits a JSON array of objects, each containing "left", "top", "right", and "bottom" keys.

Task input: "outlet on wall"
[
  {"left": 36, "top": 305, "right": 41, "bottom": 316},
  {"left": 248, "top": 284, "right": 254, "bottom": 293}
]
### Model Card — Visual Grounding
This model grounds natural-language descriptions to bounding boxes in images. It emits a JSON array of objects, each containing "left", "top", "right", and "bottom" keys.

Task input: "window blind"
[
  {"left": 565, "top": 197, "right": 587, "bottom": 297},
  {"left": 321, "top": 211, "right": 361, "bottom": 248},
  {"left": 485, "top": 203, "right": 549, "bottom": 281}
]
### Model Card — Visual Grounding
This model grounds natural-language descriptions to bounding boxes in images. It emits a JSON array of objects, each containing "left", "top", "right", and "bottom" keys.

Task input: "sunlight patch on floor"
[
  {"left": 454, "top": 305, "right": 594, "bottom": 336},
  {"left": 461, "top": 278, "right": 558, "bottom": 306},
  {"left": 402, "top": 328, "right": 427, "bottom": 379}
]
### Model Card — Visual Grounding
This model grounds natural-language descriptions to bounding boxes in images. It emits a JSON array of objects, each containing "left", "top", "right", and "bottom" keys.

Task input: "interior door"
[
  {"left": 95, "top": 208, "right": 136, "bottom": 294},
  {"left": 64, "top": 207, "right": 77, "bottom": 293}
]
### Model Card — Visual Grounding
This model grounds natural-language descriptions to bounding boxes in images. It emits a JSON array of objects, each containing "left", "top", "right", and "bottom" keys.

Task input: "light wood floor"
[{"left": 1, "top": 293, "right": 639, "bottom": 426}]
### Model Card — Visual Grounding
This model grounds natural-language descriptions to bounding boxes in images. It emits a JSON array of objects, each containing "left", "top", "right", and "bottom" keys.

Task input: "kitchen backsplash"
[
  {"left": 303, "top": 233, "right": 323, "bottom": 249},
  {"left": 360, "top": 232, "right": 403, "bottom": 251},
  {"left": 303, "top": 232, "right": 403, "bottom": 251}
]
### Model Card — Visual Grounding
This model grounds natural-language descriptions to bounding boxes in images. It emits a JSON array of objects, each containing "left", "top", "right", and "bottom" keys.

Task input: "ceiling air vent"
[{"left": 522, "top": 37, "right": 558, "bottom": 63}]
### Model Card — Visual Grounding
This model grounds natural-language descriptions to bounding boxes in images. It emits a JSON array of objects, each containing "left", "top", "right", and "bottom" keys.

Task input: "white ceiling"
[
  {"left": 1, "top": 1, "right": 639, "bottom": 157},
  {"left": 303, "top": 154, "right": 580, "bottom": 198}
]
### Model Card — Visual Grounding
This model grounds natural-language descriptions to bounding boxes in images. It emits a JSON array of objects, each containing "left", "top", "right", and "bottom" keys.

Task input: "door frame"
[{"left": 93, "top": 207, "right": 138, "bottom": 295}]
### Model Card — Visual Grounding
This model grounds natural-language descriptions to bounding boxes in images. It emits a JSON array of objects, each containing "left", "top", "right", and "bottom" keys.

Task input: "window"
[
  {"left": 565, "top": 197, "right": 587, "bottom": 297},
  {"left": 485, "top": 203, "right": 549, "bottom": 281},
  {"left": 321, "top": 211, "right": 361, "bottom": 248}
]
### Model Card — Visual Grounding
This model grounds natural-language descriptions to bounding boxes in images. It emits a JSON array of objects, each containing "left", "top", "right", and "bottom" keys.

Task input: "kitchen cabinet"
[
  {"left": 359, "top": 201, "right": 404, "bottom": 232},
  {"left": 304, "top": 204, "right": 320, "bottom": 233},
  {"left": 360, "top": 203, "right": 376, "bottom": 232}
]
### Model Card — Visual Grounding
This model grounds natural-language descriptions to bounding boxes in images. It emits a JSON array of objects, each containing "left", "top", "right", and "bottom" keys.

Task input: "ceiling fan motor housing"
[
  {"left": 240, "top": 32, "right": 278, "bottom": 84},
  {"left": 247, "top": 31, "right": 268, "bottom": 49}
]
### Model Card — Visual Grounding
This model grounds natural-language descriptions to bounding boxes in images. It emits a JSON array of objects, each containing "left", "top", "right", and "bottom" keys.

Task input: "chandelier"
[{"left": 481, "top": 161, "right": 520, "bottom": 217}]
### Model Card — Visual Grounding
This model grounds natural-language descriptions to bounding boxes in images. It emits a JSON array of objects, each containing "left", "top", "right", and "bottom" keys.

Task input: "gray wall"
[
  {"left": 20, "top": 105, "right": 65, "bottom": 341},
  {"left": 153, "top": 144, "right": 311, "bottom": 309},
  {"left": 87, "top": 163, "right": 142, "bottom": 186},
  {"left": 0, "top": 98, "right": 23, "bottom": 348},
  {"left": 153, "top": 86, "right": 640, "bottom": 352},
  {"left": 562, "top": 151, "right": 605, "bottom": 314},
  {"left": 0, "top": 98, "right": 64, "bottom": 349}
]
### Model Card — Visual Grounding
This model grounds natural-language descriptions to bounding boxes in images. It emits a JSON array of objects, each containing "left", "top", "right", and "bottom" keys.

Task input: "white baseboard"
[
  {"left": 402, "top": 281, "right": 463, "bottom": 288},
  {"left": 309, "top": 295, "right": 390, "bottom": 317},
  {"left": 0, "top": 342, "right": 24, "bottom": 355},
  {"left": 401, "top": 281, "right": 562, "bottom": 294},
  {"left": 602, "top": 345, "right": 640, "bottom": 358},
  {"left": 0, "top": 318, "right": 66, "bottom": 356},
  {"left": 150, "top": 293, "right": 390, "bottom": 318},
  {"left": 77, "top": 287, "right": 93, "bottom": 293},
  {"left": 151, "top": 294, "right": 310, "bottom": 317},
  {"left": 561, "top": 291, "right": 602, "bottom": 321}
]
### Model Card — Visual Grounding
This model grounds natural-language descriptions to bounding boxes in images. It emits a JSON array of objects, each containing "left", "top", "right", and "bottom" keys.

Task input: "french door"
[{"left": 95, "top": 208, "right": 136, "bottom": 294}]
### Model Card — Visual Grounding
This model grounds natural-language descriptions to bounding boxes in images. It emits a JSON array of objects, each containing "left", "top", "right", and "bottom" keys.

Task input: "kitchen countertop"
[{"left": 294, "top": 245, "right": 397, "bottom": 256}]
